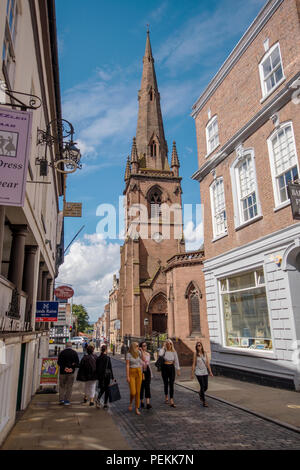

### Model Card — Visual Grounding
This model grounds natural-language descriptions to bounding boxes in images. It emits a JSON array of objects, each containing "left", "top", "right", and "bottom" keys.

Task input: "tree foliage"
[{"left": 72, "top": 304, "right": 90, "bottom": 333}]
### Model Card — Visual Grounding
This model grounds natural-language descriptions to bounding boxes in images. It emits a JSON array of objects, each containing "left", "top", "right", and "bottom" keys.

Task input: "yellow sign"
[{"left": 64, "top": 202, "right": 82, "bottom": 217}]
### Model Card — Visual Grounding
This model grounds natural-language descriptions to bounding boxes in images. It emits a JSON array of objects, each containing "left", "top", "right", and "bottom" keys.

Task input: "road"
[{"left": 107, "top": 358, "right": 300, "bottom": 450}]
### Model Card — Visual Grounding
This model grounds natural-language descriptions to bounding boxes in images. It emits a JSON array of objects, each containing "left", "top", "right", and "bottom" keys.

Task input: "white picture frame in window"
[
  {"left": 259, "top": 42, "right": 285, "bottom": 100},
  {"left": 267, "top": 121, "right": 299, "bottom": 209}
]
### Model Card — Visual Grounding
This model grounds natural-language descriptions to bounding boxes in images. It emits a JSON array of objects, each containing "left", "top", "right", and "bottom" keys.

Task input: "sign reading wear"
[
  {"left": 36, "top": 301, "right": 59, "bottom": 322},
  {"left": 0, "top": 107, "right": 32, "bottom": 206},
  {"left": 54, "top": 285, "right": 74, "bottom": 300},
  {"left": 40, "top": 358, "right": 59, "bottom": 385},
  {"left": 63, "top": 202, "right": 82, "bottom": 217},
  {"left": 288, "top": 183, "right": 300, "bottom": 220}
]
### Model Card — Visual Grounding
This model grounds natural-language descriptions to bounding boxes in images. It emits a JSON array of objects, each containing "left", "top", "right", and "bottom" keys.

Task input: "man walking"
[{"left": 57, "top": 341, "right": 79, "bottom": 405}]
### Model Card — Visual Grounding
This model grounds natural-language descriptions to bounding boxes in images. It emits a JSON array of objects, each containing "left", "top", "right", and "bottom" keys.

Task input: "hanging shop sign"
[
  {"left": 40, "top": 358, "right": 59, "bottom": 386},
  {"left": 0, "top": 107, "right": 32, "bottom": 207},
  {"left": 288, "top": 183, "right": 300, "bottom": 220},
  {"left": 63, "top": 202, "right": 82, "bottom": 217},
  {"left": 54, "top": 285, "right": 74, "bottom": 300},
  {"left": 36, "top": 301, "right": 59, "bottom": 322}
]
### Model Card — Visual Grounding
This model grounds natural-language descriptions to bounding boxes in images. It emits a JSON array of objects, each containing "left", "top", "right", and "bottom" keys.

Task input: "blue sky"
[{"left": 55, "top": 0, "right": 266, "bottom": 321}]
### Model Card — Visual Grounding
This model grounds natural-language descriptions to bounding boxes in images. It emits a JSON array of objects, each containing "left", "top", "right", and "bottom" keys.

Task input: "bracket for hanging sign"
[{"left": 0, "top": 80, "right": 42, "bottom": 111}]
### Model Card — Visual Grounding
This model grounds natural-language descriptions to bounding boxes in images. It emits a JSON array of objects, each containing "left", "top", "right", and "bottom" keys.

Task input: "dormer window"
[{"left": 150, "top": 140, "right": 157, "bottom": 157}]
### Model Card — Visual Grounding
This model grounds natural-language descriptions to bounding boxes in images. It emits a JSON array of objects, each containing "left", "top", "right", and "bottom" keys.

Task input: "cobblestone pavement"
[{"left": 107, "top": 358, "right": 300, "bottom": 450}]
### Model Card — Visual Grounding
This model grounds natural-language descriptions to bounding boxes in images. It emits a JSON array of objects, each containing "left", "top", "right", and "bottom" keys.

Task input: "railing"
[{"left": 0, "top": 276, "right": 28, "bottom": 333}]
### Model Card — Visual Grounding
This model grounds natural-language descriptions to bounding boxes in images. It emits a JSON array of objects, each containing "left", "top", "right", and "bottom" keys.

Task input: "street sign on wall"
[
  {"left": 63, "top": 202, "right": 82, "bottom": 217},
  {"left": 288, "top": 183, "right": 300, "bottom": 220},
  {"left": 0, "top": 107, "right": 32, "bottom": 207},
  {"left": 36, "top": 302, "right": 58, "bottom": 322},
  {"left": 54, "top": 285, "right": 74, "bottom": 300}
]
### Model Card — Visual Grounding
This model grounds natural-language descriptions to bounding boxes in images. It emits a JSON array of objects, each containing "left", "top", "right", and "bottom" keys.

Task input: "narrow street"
[{"left": 108, "top": 358, "right": 300, "bottom": 451}]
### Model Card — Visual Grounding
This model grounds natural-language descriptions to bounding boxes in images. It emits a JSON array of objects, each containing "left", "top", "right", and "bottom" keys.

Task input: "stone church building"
[{"left": 110, "top": 32, "right": 210, "bottom": 362}]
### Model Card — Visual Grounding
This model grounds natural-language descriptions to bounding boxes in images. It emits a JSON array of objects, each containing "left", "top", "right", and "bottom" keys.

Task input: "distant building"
[
  {"left": 109, "top": 275, "right": 121, "bottom": 349},
  {"left": 192, "top": 0, "right": 300, "bottom": 390}
]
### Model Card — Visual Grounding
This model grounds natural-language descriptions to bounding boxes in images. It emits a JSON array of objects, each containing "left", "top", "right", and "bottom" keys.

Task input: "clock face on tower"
[{"left": 152, "top": 232, "right": 163, "bottom": 243}]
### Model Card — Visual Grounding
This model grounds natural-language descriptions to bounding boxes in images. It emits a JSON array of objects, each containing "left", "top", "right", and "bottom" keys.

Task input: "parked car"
[{"left": 71, "top": 336, "right": 84, "bottom": 345}]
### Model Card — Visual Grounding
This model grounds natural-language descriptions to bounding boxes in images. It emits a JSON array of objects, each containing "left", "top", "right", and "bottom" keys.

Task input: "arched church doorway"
[{"left": 148, "top": 293, "right": 167, "bottom": 334}]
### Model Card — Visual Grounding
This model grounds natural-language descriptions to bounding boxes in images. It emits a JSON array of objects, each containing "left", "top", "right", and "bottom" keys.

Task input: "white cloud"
[
  {"left": 184, "top": 220, "right": 203, "bottom": 252},
  {"left": 57, "top": 235, "right": 120, "bottom": 322}
]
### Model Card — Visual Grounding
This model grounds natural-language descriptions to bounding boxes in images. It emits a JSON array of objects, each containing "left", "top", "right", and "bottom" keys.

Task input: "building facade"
[
  {"left": 0, "top": 0, "right": 65, "bottom": 444},
  {"left": 192, "top": 0, "right": 300, "bottom": 390},
  {"left": 109, "top": 274, "right": 121, "bottom": 349}
]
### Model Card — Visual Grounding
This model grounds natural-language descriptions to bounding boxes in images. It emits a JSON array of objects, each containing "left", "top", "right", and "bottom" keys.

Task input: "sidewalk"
[
  {"left": 114, "top": 352, "right": 300, "bottom": 430},
  {"left": 1, "top": 378, "right": 130, "bottom": 450}
]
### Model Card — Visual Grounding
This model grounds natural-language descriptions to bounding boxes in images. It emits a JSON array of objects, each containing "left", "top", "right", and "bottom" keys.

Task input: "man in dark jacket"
[
  {"left": 57, "top": 342, "right": 79, "bottom": 405},
  {"left": 96, "top": 345, "right": 114, "bottom": 409}
]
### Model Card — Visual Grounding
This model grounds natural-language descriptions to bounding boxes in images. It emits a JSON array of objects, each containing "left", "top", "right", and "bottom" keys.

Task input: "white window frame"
[
  {"left": 205, "top": 115, "right": 219, "bottom": 156},
  {"left": 231, "top": 148, "right": 261, "bottom": 229},
  {"left": 210, "top": 177, "right": 227, "bottom": 238},
  {"left": 259, "top": 42, "right": 285, "bottom": 100},
  {"left": 218, "top": 266, "right": 274, "bottom": 354},
  {"left": 267, "top": 121, "right": 299, "bottom": 209}
]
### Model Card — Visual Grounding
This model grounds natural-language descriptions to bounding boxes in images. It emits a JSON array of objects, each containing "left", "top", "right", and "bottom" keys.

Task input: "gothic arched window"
[
  {"left": 186, "top": 282, "right": 202, "bottom": 335},
  {"left": 148, "top": 187, "right": 162, "bottom": 219}
]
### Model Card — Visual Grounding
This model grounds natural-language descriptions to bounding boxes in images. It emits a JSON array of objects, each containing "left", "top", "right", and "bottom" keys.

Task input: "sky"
[{"left": 55, "top": 0, "right": 266, "bottom": 322}]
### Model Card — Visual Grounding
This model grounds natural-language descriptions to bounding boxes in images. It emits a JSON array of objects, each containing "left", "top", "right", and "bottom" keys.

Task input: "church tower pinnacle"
[{"left": 135, "top": 30, "right": 169, "bottom": 171}]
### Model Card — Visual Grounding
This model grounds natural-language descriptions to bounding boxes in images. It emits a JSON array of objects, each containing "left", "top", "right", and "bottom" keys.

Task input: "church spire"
[
  {"left": 171, "top": 141, "right": 180, "bottom": 177},
  {"left": 124, "top": 156, "right": 131, "bottom": 181},
  {"left": 136, "top": 30, "right": 169, "bottom": 171}
]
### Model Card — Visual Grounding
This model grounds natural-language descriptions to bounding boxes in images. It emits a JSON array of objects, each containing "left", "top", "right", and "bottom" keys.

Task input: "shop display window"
[{"left": 220, "top": 268, "right": 272, "bottom": 351}]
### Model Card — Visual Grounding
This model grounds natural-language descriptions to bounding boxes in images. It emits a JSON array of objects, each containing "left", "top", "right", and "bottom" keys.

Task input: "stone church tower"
[{"left": 119, "top": 31, "right": 186, "bottom": 338}]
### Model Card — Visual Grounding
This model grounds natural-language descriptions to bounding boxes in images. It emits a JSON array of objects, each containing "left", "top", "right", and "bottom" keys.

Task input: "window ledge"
[
  {"left": 212, "top": 232, "right": 228, "bottom": 243},
  {"left": 219, "top": 346, "right": 276, "bottom": 360},
  {"left": 260, "top": 76, "right": 286, "bottom": 104},
  {"left": 235, "top": 215, "right": 263, "bottom": 232},
  {"left": 273, "top": 200, "right": 290, "bottom": 212},
  {"left": 204, "top": 143, "right": 221, "bottom": 159}
]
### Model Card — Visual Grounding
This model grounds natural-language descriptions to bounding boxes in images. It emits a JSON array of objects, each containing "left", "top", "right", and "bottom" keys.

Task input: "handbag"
[
  {"left": 155, "top": 350, "right": 165, "bottom": 371},
  {"left": 108, "top": 381, "right": 121, "bottom": 403}
]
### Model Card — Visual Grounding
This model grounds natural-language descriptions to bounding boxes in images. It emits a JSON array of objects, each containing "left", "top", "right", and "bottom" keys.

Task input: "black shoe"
[
  {"left": 103, "top": 404, "right": 108, "bottom": 409},
  {"left": 89, "top": 402, "right": 94, "bottom": 406},
  {"left": 146, "top": 404, "right": 152, "bottom": 410},
  {"left": 140, "top": 402, "right": 144, "bottom": 408},
  {"left": 83, "top": 397, "right": 87, "bottom": 403}
]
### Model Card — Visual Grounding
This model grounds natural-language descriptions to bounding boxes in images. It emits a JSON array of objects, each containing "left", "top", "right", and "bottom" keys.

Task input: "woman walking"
[
  {"left": 77, "top": 344, "right": 98, "bottom": 406},
  {"left": 159, "top": 339, "right": 180, "bottom": 408},
  {"left": 191, "top": 341, "right": 213, "bottom": 407},
  {"left": 139, "top": 341, "right": 153, "bottom": 410},
  {"left": 126, "top": 342, "right": 143, "bottom": 415},
  {"left": 96, "top": 344, "right": 114, "bottom": 409}
]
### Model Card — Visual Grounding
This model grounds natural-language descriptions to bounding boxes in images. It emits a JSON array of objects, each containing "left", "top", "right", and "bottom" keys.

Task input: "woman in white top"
[
  {"left": 159, "top": 339, "right": 180, "bottom": 407},
  {"left": 126, "top": 342, "right": 143, "bottom": 415},
  {"left": 191, "top": 341, "right": 213, "bottom": 407}
]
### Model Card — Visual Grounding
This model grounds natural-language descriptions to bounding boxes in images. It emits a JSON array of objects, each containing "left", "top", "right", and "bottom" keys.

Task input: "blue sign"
[{"left": 36, "top": 302, "right": 59, "bottom": 322}]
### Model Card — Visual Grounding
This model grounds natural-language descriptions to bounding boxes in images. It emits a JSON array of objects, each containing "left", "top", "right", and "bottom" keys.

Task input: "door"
[{"left": 152, "top": 314, "right": 167, "bottom": 333}]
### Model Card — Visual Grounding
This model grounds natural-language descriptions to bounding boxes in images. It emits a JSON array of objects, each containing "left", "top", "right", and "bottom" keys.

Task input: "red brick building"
[
  {"left": 192, "top": 0, "right": 300, "bottom": 389},
  {"left": 116, "top": 32, "right": 209, "bottom": 362}
]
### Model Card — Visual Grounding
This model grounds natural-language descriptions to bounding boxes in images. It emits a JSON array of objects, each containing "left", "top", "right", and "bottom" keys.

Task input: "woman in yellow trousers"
[{"left": 126, "top": 342, "right": 143, "bottom": 415}]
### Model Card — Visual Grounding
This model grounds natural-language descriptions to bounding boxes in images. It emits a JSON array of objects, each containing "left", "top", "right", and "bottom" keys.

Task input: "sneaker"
[
  {"left": 64, "top": 400, "right": 70, "bottom": 406},
  {"left": 96, "top": 399, "right": 101, "bottom": 409},
  {"left": 146, "top": 404, "right": 152, "bottom": 410},
  {"left": 59, "top": 400, "right": 65, "bottom": 405}
]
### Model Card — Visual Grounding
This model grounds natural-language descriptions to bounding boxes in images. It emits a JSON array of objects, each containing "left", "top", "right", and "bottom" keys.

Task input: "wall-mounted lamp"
[{"left": 35, "top": 119, "right": 82, "bottom": 176}]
